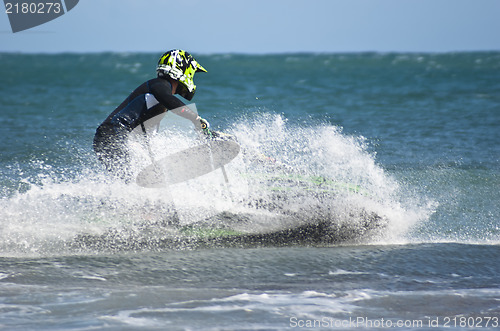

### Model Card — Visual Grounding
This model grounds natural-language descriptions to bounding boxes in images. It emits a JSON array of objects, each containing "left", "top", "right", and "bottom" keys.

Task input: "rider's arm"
[{"left": 149, "top": 79, "right": 199, "bottom": 123}]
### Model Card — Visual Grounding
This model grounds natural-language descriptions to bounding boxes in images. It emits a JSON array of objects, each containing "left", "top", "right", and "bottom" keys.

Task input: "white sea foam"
[{"left": 0, "top": 113, "right": 434, "bottom": 256}]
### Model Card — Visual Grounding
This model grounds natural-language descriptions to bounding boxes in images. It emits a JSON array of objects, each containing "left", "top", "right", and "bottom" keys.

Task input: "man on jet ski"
[{"left": 93, "top": 49, "right": 210, "bottom": 180}]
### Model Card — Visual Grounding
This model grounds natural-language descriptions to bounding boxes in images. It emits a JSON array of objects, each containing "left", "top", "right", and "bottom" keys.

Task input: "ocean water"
[{"left": 0, "top": 52, "right": 499, "bottom": 330}]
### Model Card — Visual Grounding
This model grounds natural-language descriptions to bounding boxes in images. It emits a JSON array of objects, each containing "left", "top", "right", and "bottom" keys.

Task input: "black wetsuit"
[{"left": 93, "top": 77, "right": 198, "bottom": 179}]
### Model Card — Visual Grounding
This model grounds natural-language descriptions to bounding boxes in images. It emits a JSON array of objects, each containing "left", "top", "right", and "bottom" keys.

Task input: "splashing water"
[
  {"left": 225, "top": 114, "right": 434, "bottom": 241},
  {"left": 0, "top": 113, "right": 433, "bottom": 256}
]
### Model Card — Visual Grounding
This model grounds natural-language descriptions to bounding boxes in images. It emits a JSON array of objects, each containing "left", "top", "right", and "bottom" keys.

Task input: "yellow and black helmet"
[{"left": 156, "top": 49, "right": 207, "bottom": 101}]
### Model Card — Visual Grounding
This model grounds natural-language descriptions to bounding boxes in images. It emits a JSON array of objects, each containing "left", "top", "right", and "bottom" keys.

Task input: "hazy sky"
[{"left": 1, "top": 0, "right": 500, "bottom": 54}]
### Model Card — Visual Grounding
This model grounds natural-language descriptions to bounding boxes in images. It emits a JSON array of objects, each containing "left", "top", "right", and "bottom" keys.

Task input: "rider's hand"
[
  {"left": 195, "top": 116, "right": 212, "bottom": 136},
  {"left": 199, "top": 117, "right": 210, "bottom": 130}
]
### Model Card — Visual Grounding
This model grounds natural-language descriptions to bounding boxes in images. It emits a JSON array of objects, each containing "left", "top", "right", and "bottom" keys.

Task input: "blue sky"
[{"left": 1, "top": 0, "right": 500, "bottom": 54}]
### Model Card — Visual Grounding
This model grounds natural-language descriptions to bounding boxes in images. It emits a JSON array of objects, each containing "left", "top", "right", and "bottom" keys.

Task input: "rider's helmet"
[{"left": 156, "top": 49, "right": 207, "bottom": 101}]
